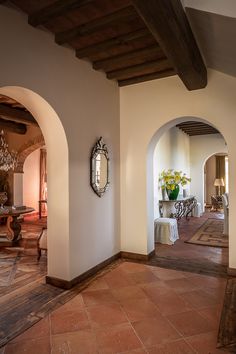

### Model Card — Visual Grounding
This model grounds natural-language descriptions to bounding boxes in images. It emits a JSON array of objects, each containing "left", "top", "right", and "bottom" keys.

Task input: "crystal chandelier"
[{"left": 0, "top": 130, "right": 18, "bottom": 171}]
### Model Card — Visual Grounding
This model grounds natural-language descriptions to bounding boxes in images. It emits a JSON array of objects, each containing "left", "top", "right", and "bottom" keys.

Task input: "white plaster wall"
[
  {"left": 205, "top": 155, "right": 216, "bottom": 204},
  {"left": 0, "top": 6, "right": 120, "bottom": 280},
  {"left": 190, "top": 134, "right": 227, "bottom": 210},
  {"left": 153, "top": 127, "right": 190, "bottom": 218},
  {"left": 13, "top": 173, "right": 23, "bottom": 206},
  {"left": 182, "top": 0, "right": 236, "bottom": 18},
  {"left": 120, "top": 70, "right": 236, "bottom": 269},
  {"left": 23, "top": 149, "right": 40, "bottom": 212}
]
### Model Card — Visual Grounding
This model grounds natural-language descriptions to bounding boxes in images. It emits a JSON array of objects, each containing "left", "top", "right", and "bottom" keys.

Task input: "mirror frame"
[{"left": 90, "top": 137, "right": 110, "bottom": 197}]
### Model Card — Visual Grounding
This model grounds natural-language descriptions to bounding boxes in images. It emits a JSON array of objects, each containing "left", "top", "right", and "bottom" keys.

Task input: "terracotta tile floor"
[
  {"left": 1, "top": 261, "right": 229, "bottom": 353},
  {"left": 155, "top": 211, "right": 228, "bottom": 267},
  {"left": 0, "top": 212, "right": 230, "bottom": 353}
]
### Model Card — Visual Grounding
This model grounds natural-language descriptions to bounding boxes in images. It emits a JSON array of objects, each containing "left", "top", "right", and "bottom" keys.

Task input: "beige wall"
[
  {"left": 0, "top": 6, "right": 120, "bottom": 281},
  {"left": 154, "top": 127, "right": 190, "bottom": 218},
  {"left": 120, "top": 69, "right": 236, "bottom": 269},
  {"left": 190, "top": 134, "right": 227, "bottom": 210},
  {"left": 182, "top": 0, "right": 236, "bottom": 17},
  {"left": 23, "top": 148, "right": 40, "bottom": 212},
  {"left": 205, "top": 155, "right": 216, "bottom": 204}
]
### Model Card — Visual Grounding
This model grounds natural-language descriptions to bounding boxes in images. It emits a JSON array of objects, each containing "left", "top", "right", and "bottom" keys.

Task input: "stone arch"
[{"left": 15, "top": 134, "right": 45, "bottom": 173}]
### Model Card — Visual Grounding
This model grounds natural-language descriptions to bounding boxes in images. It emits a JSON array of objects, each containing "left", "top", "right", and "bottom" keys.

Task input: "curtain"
[
  {"left": 215, "top": 155, "right": 225, "bottom": 194},
  {"left": 39, "top": 149, "right": 47, "bottom": 214}
]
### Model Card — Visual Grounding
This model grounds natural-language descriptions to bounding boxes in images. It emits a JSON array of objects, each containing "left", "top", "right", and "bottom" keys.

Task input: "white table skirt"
[{"left": 154, "top": 218, "right": 179, "bottom": 245}]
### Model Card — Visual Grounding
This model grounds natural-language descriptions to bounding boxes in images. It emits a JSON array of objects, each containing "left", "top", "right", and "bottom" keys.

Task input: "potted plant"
[{"left": 159, "top": 169, "right": 191, "bottom": 200}]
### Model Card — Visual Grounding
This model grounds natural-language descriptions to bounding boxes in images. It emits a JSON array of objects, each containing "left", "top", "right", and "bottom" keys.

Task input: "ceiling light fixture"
[{"left": 0, "top": 130, "right": 18, "bottom": 171}]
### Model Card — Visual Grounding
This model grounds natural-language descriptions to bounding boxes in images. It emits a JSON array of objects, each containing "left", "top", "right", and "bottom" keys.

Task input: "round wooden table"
[{"left": 0, "top": 207, "right": 34, "bottom": 242}]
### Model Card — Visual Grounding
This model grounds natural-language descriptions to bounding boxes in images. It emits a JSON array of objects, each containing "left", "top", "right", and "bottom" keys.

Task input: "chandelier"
[{"left": 0, "top": 130, "right": 18, "bottom": 171}]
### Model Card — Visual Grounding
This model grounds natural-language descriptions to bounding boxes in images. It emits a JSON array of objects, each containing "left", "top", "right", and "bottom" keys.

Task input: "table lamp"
[{"left": 214, "top": 178, "right": 225, "bottom": 196}]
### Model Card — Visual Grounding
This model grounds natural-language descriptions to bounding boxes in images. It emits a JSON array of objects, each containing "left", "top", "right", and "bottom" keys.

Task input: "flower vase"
[{"left": 166, "top": 185, "right": 179, "bottom": 200}]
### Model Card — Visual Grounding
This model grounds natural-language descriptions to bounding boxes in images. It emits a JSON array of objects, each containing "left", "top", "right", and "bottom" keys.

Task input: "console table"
[
  {"left": 0, "top": 207, "right": 34, "bottom": 242},
  {"left": 159, "top": 196, "right": 197, "bottom": 220}
]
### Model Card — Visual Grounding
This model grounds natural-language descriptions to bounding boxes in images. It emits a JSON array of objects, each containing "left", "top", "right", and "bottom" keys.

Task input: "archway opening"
[
  {"left": 0, "top": 86, "right": 70, "bottom": 281},
  {"left": 204, "top": 153, "right": 229, "bottom": 210},
  {"left": 147, "top": 116, "right": 229, "bottom": 272}
]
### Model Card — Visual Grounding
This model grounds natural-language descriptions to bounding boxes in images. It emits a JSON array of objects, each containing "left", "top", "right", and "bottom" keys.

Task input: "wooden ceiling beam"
[
  {"left": 178, "top": 127, "right": 218, "bottom": 133},
  {"left": 188, "top": 131, "right": 219, "bottom": 136},
  {"left": 107, "top": 58, "right": 171, "bottom": 80},
  {"left": 0, "top": 118, "right": 27, "bottom": 135},
  {"left": 93, "top": 45, "right": 164, "bottom": 71},
  {"left": 0, "top": 104, "right": 38, "bottom": 126},
  {"left": 55, "top": 6, "right": 137, "bottom": 45},
  {"left": 178, "top": 127, "right": 218, "bottom": 132},
  {"left": 179, "top": 125, "right": 218, "bottom": 130},
  {"left": 131, "top": 0, "right": 207, "bottom": 90},
  {"left": 29, "top": 0, "right": 93, "bottom": 27},
  {"left": 181, "top": 128, "right": 218, "bottom": 132},
  {"left": 176, "top": 122, "right": 211, "bottom": 127},
  {"left": 118, "top": 68, "right": 176, "bottom": 86},
  {"left": 177, "top": 123, "right": 212, "bottom": 127},
  {"left": 76, "top": 28, "right": 149, "bottom": 58}
]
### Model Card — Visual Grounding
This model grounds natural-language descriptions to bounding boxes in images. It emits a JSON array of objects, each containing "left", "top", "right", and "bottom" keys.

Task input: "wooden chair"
[{"left": 37, "top": 227, "right": 47, "bottom": 260}]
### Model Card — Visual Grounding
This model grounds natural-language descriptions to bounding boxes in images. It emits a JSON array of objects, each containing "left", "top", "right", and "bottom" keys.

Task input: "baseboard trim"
[
  {"left": 46, "top": 252, "right": 121, "bottom": 290},
  {"left": 120, "top": 249, "right": 155, "bottom": 261},
  {"left": 46, "top": 249, "right": 156, "bottom": 289},
  {"left": 227, "top": 267, "right": 236, "bottom": 277}
]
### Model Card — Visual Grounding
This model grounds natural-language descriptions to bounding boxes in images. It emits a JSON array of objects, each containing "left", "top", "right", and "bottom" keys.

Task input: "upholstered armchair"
[
  {"left": 211, "top": 195, "right": 223, "bottom": 211},
  {"left": 37, "top": 227, "right": 47, "bottom": 260}
]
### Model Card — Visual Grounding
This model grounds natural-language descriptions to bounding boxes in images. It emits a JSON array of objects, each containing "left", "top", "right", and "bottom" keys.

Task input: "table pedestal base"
[{"left": 6, "top": 215, "right": 22, "bottom": 242}]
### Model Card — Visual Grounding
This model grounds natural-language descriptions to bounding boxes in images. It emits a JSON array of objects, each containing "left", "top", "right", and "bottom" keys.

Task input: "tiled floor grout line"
[
  {"left": 118, "top": 295, "right": 148, "bottom": 353},
  {"left": 4, "top": 264, "right": 228, "bottom": 353}
]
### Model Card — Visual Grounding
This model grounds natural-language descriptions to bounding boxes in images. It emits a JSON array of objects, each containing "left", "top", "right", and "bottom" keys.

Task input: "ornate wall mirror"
[{"left": 90, "top": 137, "right": 110, "bottom": 197}]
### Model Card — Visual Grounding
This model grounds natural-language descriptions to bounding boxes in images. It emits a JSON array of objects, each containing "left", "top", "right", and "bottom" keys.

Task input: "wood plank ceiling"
[
  {"left": 3, "top": 0, "right": 207, "bottom": 89},
  {"left": 0, "top": 95, "right": 38, "bottom": 135},
  {"left": 176, "top": 122, "right": 219, "bottom": 136}
]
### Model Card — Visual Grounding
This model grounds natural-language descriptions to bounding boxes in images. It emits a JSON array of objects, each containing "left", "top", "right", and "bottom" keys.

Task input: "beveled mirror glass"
[{"left": 91, "top": 137, "right": 110, "bottom": 197}]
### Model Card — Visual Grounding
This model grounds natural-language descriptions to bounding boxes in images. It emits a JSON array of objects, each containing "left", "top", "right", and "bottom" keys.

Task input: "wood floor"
[{"left": 0, "top": 216, "right": 47, "bottom": 297}]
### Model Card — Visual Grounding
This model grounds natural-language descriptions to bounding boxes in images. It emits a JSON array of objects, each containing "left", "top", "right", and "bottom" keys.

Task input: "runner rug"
[{"left": 185, "top": 218, "right": 228, "bottom": 248}]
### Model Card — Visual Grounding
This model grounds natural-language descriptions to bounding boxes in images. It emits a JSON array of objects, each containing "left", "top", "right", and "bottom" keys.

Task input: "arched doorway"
[
  {"left": 0, "top": 87, "right": 70, "bottom": 280},
  {"left": 204, "top": 153, "right": 229, "bottom": 210},
  {"left": 147, "top": 116, "right": 229, "bottom": 269}
]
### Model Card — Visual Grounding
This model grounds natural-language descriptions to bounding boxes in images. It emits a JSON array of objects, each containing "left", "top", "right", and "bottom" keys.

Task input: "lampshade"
[{"left": 214, "top": 178, "right": 225, "bottom": 187}]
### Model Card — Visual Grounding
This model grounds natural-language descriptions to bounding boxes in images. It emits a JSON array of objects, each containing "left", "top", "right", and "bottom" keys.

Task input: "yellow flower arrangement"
[{"left": 159, "top": 169, "right": 191, "bottom": 190}]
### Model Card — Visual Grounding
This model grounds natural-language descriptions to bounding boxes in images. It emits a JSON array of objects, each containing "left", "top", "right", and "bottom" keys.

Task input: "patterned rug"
[{"left": 185, "top": 218, "right": 228, "bottom": 248}]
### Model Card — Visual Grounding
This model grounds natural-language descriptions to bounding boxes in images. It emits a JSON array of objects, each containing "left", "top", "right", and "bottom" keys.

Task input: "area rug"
[{"left": 185, "top": 218, "right": 228, "bottom": 248}]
